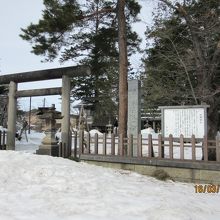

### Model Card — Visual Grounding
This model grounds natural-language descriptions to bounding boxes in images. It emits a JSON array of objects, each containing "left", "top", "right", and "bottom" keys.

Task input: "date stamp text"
[{"left": 194, "top": 184, "right": 219, "bottom": 193}]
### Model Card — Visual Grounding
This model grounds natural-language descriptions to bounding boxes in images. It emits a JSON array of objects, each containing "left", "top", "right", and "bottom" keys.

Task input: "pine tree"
[
  {"left": 20, "top": 0, "right": 141, "bottom": 128},
  {"left": 0, "top": 85, "right": 7, "bottom": 95},
  {"left": 142, "top": 0, "right": 220, "bottom": 141}
]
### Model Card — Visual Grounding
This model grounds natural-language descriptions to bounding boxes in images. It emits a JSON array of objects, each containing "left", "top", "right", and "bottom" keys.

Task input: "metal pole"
[
  {"left": 28, "top": 96, "right": 31, "bottom": 134},
  {"left": 43, "top": 98, "right": 46, "bottom": 107}
]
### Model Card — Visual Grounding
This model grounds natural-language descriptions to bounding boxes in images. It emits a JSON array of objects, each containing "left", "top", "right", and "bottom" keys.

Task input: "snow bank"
[
  {"left": 89, "top": 129, "right": 103, "bottom": 136},
  {"left": 0, "top": 151, "right": 219, "bottom": 220},
  {"left": 0, "top": 126, "right": 7, "bottom": 132},
  {"left": 141, "top": 128, "right": 158, "bottom": 139}
]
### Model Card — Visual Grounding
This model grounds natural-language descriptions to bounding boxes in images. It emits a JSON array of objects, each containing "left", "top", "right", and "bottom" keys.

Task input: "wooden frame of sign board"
[{"left": 159, "top": 105, "right": 209, "bottom": 138}]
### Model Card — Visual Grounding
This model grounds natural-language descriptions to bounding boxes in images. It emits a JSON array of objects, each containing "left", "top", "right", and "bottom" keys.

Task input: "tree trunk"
[
  {"left": 206, "top": 96, "right": 219, "bottom": 161},
  {"left": 118, "top": 0, "right": 128, "bottom": 155}
]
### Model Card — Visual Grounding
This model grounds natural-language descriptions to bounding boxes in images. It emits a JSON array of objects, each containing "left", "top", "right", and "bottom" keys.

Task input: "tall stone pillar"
[
  {"left": 7, "top": 81, "right": 17, "bottom": 150},
  {"left": 128, "top": 80, "right": 141, "bottom": 156},
  {"left": 61, "top": 75, "right": 71, "bottom": 156}
]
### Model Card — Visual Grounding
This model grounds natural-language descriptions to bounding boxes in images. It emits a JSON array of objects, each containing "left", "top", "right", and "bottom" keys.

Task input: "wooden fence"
[
  {"left": 76, "top": 131, "right": 220, "bottom": 163},
  {"left": 0, "top": 130, "right": 6, "bottom": 150}
]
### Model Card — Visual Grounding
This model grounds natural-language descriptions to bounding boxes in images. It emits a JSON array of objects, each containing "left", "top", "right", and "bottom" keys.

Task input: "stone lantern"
[
  {"left": 106, "top": 120, "right": 113, "bottom": 136},
  {"left": 36, "top": 104, "right": 62, "bottom": 156}
]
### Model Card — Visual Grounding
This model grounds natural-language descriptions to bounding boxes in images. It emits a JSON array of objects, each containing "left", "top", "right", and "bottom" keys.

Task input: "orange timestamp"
[{"left": 194, "top": 184, "right": 219, "bottom": 193}]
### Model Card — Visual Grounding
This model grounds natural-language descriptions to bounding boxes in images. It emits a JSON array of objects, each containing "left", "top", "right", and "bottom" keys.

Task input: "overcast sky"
[{"left": 0, "top": 0, "right": 156, "bottom": 111}]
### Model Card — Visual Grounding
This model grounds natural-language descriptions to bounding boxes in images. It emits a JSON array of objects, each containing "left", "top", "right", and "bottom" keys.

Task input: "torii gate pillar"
[
  {"left": 61, "top": 75, "right": 71, "bottom": 157},
  {"left": 7, "top": 81, "right": 17, "bottom": 150}
]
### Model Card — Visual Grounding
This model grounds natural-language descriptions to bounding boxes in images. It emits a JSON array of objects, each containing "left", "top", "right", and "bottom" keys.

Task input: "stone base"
[{"left": 36, "top": 145, "right": 59, "bottom": 157}]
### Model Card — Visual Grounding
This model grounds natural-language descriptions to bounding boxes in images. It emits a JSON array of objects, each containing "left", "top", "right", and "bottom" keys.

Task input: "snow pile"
[
  {"left": 141, "top": 127, "right": 158, "bottom": 139},
  {"left": 0, "top": 126, "right": 7, "bottom": 132},
  {"left": 89, "top": 129, "right": 103, "bottom": 137},
  {"left": 0, "top": 151, "right": 219, "bottom": 220}
]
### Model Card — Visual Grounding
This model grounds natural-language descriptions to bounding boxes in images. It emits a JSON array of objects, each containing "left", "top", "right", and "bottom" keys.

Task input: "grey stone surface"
[
  {"left": 0, "top": 95, "right": 8, "bottom": 128},
  {"left": 128, "top": 80, "right": 141, "bottom": 156},
  {"left": 61, "top": 75, "right": 71, "bottom": 157},
  {"left": 36, "top": 105, "right": 61, "bottom": 156},
  {"left": 6, "top": 81, "right": 17, "bottom": 150},
  {"left": 81, "top": 155, "right": 220, "bottom": 184},
  {"left": 36, "top": 146, "right": 59, "bottom": 156}
]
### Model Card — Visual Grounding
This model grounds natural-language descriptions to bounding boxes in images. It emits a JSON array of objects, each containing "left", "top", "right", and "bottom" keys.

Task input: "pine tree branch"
[
  {"left": 79, "top": 7, "right": 115, "bottom": 20},
  {"left": 160, "top": 0, "right": 177, "bottom": 11}
]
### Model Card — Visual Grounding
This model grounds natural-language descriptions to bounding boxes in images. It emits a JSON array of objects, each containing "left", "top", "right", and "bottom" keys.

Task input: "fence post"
[
  {"left": 68, "top": 130, "right": 72, "bottom": 157},
  {"left": 128, "top": 134, "right": 133, "bottom": 157},
  {"left": 168, "top": 134, "right": 173, "bottom": 159},
  {"left": 161, "top": 136, "right": 165, "bottom": 158},
  {"left": 203, "top": 135, "right": 208, "bottom": 161},
  {"left": 180, "top": 134, "right": 184, "bottom": 160},
  {"left": 94, "top": 133, "right": 98, "bottom": 154},
  {"left": 79, "top": 130, "right": 83, "bottom": 156},
  {"left": 119, "top": 134, "right": 123, "bottom": 156},
  {"left": 86, "top": 132, "right": 90, "bottom": 154},
  {"left": 3, "top": 131, "right": 6, "bottom": 150},
  {"left": 148, "top": 134, "right": 154, "bottom": 158},
  {"left": 111, "top": 133, "right": 115, "bottom": 155},
  {"left": 191, "top": 134, "right": 196, "bottom": 161},
  {"left": 73, "top": 132, "right": 77, "bottom": 159},
  {"left": 59, "top": 142, "right": 62, "bottom": 157},
  {"left": 158, "top": 134, "right": 162, "bottom": 159},
  {"left": 0, "top": 131, "right": 2, "bottom": 149},
  {"left": 61, "top": 143, "right": 66, "bottom": 158},
  {"left": 103, "top": 133, "right": 107, "bottom": 155},
  {"left": 216, "top": 135, "right": 220, "bottom": 162},
  {"left": 137, "top": 134, "right": 142, "bottom": 157}
]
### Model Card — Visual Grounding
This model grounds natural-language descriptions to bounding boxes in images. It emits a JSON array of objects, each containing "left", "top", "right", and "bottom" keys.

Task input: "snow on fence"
[
  {"left": 0, "top": 130, "right": 6, "bottom": 150},
  {"left": 75, "top": 131, "right": 220, "bottom": 162}
]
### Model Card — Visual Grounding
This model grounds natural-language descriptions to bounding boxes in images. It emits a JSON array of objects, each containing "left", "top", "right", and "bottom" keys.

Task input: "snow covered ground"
[
  {"left": 0, "top": 151, "right": 220, "bottom": 220},
  {"left": 0, "top": 129, "right": 219, "bottom": 219},
  {"left": 15, "top": 131, "right": 45, "bottom": 153}
]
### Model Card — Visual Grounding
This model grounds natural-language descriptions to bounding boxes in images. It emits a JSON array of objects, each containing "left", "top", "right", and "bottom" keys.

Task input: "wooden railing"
[
  {"left": 76, "top": 131, "right": 220, "bottom": 162},
  {"left": 0, "top": 130, "right": 6, "bottom": 150}
]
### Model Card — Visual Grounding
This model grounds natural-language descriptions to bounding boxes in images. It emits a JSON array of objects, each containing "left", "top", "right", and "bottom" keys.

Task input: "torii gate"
[{"left": 0, "top": 65, "right": 90, "bottom": 153}]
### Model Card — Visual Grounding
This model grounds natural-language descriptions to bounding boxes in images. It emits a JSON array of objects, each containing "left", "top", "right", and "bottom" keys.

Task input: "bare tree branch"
[
  {"left": 210, "top": 40, "right": 220, "bottom": 77},
  {"left": 167, "top": 36, "right": 198, "bottom": 104}
]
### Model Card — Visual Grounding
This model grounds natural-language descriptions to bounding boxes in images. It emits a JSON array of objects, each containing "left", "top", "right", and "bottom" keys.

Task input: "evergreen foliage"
[
  {"left": 20, "top": 0, "right": 141, "bottom": 126},
  {"left": 142, "top": 0, "right": 220, "bottom": 137},
  {"left": 0, "top": 85, "right": 8, "bottom": 95}
]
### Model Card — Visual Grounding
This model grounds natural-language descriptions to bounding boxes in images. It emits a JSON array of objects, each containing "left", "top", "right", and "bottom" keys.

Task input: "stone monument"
[
  {"left": 106, "top": 120, "right": 113, "bottom": 136},
  {"left": 36, "top": 104, "right": 62, "bottom": 156},
  {"left": 128, "top": 79, "right": 141, "bottom": 156}
]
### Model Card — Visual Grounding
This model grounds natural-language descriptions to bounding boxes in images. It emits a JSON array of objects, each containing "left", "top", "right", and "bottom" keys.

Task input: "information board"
[{"left": 161, "top": 106, "right": 208, "bottom": 138}]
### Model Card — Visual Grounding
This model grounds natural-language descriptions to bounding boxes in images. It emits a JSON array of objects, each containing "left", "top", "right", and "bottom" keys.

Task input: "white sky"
[{"left": 0, "top": 0, "right": 156, "bottom": 111}]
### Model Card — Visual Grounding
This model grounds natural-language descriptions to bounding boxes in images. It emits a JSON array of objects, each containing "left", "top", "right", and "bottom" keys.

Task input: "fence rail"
[{"left": 76, "top": 131, "right": 220, "bottom": 163}]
